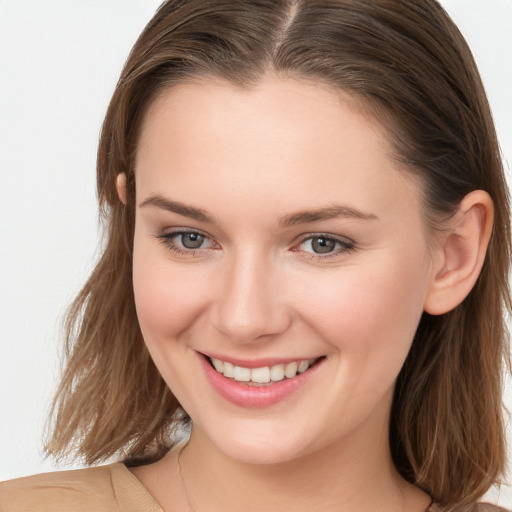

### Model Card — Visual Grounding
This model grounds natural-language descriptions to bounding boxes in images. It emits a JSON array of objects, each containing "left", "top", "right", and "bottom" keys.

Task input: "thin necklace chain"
[
  {"left": 176, "top": 441, "right": 433, "bottom": 512},
  {"left": 177, "top": 442, "right": 195, "bottom": 512}
]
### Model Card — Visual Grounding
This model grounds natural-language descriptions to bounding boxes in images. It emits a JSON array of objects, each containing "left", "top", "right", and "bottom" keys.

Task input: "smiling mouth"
[{"left": 206, "top": 356, "right": 325, "bottom": 387}]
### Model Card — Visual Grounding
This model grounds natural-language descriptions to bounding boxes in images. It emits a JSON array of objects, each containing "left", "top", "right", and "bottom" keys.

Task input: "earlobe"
[
  {"left": 116, "top": 173, "right": 127, "bottom": 205},
  {"left": 423, "top": 190, "right": 494, "bottom": 315}
]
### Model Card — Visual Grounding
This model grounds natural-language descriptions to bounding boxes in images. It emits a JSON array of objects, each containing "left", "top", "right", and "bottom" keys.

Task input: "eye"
[
  {"left": 296, "top": 234, "right": 355, "bottom": 257},
  {"left": 156, "top": 229, "right": 218, "bottom": 255},
  {"left": 179, "top": 232, "right": 206, "bottom": 249},
  {"left": 306, "top": 236, "right": 337, "bottom": 254}
]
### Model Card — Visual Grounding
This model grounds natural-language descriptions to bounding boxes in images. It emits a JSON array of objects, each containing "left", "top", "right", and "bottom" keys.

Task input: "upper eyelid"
[
  {"left": 295, "top": 232, "right": 355, "bottom": 245},
  {"left": 293, "top": 233, "right": 356, "bottom": 256},
  {"left": 159, "top": 227, "right": 214, "bottom": 239},
  {"left": 157, "top": 228, "right": 219, "bottom": 250}
]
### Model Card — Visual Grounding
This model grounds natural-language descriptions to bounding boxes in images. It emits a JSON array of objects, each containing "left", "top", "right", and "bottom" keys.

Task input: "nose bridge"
[{"left": 213, "top": 247, "right": 290, "bottom": 343}]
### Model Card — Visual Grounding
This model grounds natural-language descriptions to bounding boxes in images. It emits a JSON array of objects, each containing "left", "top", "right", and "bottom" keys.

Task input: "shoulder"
[
  {"left": 0, "top": 464, "right": 121, "bottom": 512},
  {"left": 431, "top": 503, "right": 510, "bottom": 512},
  {"left": 0, "top": 463, "right": 162, "bottom": 512},
  {"left": 472, "top": 506, "right": 511, "bottom": 512}
]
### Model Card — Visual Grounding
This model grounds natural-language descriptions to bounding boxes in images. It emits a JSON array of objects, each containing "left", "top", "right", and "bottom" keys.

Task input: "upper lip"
[{"left": 199, "top": 351, "right": 324, "bottom": 369}]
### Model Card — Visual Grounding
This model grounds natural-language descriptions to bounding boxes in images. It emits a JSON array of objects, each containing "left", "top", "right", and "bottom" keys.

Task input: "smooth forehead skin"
[{"left": 134, "top": 76, "right": 422, "bottom": 231}]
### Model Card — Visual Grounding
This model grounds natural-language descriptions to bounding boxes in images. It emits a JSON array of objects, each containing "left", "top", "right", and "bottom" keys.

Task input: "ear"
[
  {"left": 423, "top": 190, "right": 494, "bottom": 315},
  {"left": 116, "top": 172, "right": 127, "bottom": 205}
]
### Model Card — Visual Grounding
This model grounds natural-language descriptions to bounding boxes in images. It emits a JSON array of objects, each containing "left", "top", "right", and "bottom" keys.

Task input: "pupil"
[
  {"left": 182, "top": 233, "right": 204, "bottom": 249},
  {"left": 312, "top": 237, "right": 335, "bottom": 254}
]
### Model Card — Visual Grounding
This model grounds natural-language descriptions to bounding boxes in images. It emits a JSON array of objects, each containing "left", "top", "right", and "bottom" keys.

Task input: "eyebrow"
[
  {"left": 139, "top": 195, "right": 214, "bottom": 223},
  {"left": 279, "top": 205, "right": 378, "bottom": 227},
  {"left": 139, "top": 194, "right": 378, "bottom": 226}
]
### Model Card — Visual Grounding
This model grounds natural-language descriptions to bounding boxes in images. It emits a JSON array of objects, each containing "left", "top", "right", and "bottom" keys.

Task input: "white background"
[{"left": 0, "top": 0, "right": 510, "bottom": 507}]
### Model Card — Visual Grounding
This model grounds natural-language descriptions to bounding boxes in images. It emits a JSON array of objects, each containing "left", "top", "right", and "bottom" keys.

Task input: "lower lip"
[{"left": 199, "top": 354, "right": 323, "bottom": 408}]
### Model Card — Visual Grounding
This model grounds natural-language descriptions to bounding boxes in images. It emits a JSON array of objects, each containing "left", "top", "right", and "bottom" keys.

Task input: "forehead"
[
  {"left": 136, "top": 76, "right": 387, "bottom": 156},
  {"left": 134, "top": 76, "right": 422, "bottom": 226}
]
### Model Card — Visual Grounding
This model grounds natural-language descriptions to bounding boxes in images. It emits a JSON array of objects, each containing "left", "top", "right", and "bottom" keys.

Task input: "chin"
[
  {"left": 196, "top": 417, "right": 323, "bottom": 466},
  {"left": 220, "top": 439, "right": 305, "bottom": 466}
]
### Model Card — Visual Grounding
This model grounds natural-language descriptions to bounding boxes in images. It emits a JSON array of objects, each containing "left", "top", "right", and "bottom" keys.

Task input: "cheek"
[
  {"left": 132, "top": 235, "right": 208, "bottom": 343},
  {"left": 295, "top": 251, "right": 429, "bottom": 366},
  {"left": 131, "top": 234, "right": 211, "bottom": 406}
]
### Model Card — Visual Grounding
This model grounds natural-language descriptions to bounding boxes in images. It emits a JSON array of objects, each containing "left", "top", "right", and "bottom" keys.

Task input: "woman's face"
[{"left": 131, "top": 77, "right": 438, "bottom": 464}]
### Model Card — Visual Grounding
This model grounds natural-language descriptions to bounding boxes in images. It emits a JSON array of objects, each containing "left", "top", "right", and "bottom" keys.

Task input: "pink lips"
[{"left": 199, "top": 353, "right": 323, "bottom": 408}]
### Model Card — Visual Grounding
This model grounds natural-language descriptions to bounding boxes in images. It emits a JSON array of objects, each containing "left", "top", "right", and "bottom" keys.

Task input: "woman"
[{"left": 1, "top": 1, "right": 510, "bottom": 511}]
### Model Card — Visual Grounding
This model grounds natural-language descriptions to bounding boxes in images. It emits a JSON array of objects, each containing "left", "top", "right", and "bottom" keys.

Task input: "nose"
[{"left": 211, "top": 251, "right": 292, "bottom": 344}]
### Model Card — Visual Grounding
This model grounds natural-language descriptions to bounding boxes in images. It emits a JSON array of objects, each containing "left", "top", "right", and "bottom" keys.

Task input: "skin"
[{"left": 117, "top": 76, "right": 493, "bottom": 512}]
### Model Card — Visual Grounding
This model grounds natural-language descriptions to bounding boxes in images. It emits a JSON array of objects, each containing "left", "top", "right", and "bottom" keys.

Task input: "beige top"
[
  {"left": 0, "top": 463, "right": 163, "bottom": 512},
  {"left": 0, "top": 463, "right": 509, "bottom": 512}
]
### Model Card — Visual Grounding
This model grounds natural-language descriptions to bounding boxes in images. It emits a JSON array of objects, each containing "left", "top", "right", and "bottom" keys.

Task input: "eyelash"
[
  {"left": 294, "top": 233, "right": 356, "bottom": 260},
  {"left": 156, "top": 229, "right": 217, "bottom": 256},
  {"left": 156, "top": 230, "right": 356, "bottom": 260}
]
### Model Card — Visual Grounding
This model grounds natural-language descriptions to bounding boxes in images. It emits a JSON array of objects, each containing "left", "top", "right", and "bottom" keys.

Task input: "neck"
[{"left": 179, "top": 416, "right": 427, "bottom": 512}]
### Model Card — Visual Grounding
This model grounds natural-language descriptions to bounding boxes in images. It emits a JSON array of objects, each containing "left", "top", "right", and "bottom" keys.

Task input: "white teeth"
[
  {"left": 298, "top": 360, "right": 309, "bottom": 373},
  {"left": 211, "top": 358, "right": 224, "bottom": 373},
  {"left": 284, "top": 361, "right": 298, "bottom": 378},
  {"left": 233, "top": 366, "right": 251, "bottom": 382},
  {"left": 270, "top": 364, "right": 285, "bottom": 381},
  {"left": 251, "top": 367, "right": 271, "bottom": 383},
  {"left": 210, "top": 357, "right": 317, "bottom": 383},
  {"left": 223, "top": 361, "right": 234, "bottom": 378}
]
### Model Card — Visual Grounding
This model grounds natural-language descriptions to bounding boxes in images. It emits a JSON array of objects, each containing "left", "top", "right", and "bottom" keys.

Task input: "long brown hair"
[{"left": 45, "top": 1, "right": 511, "bottom": 508}]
